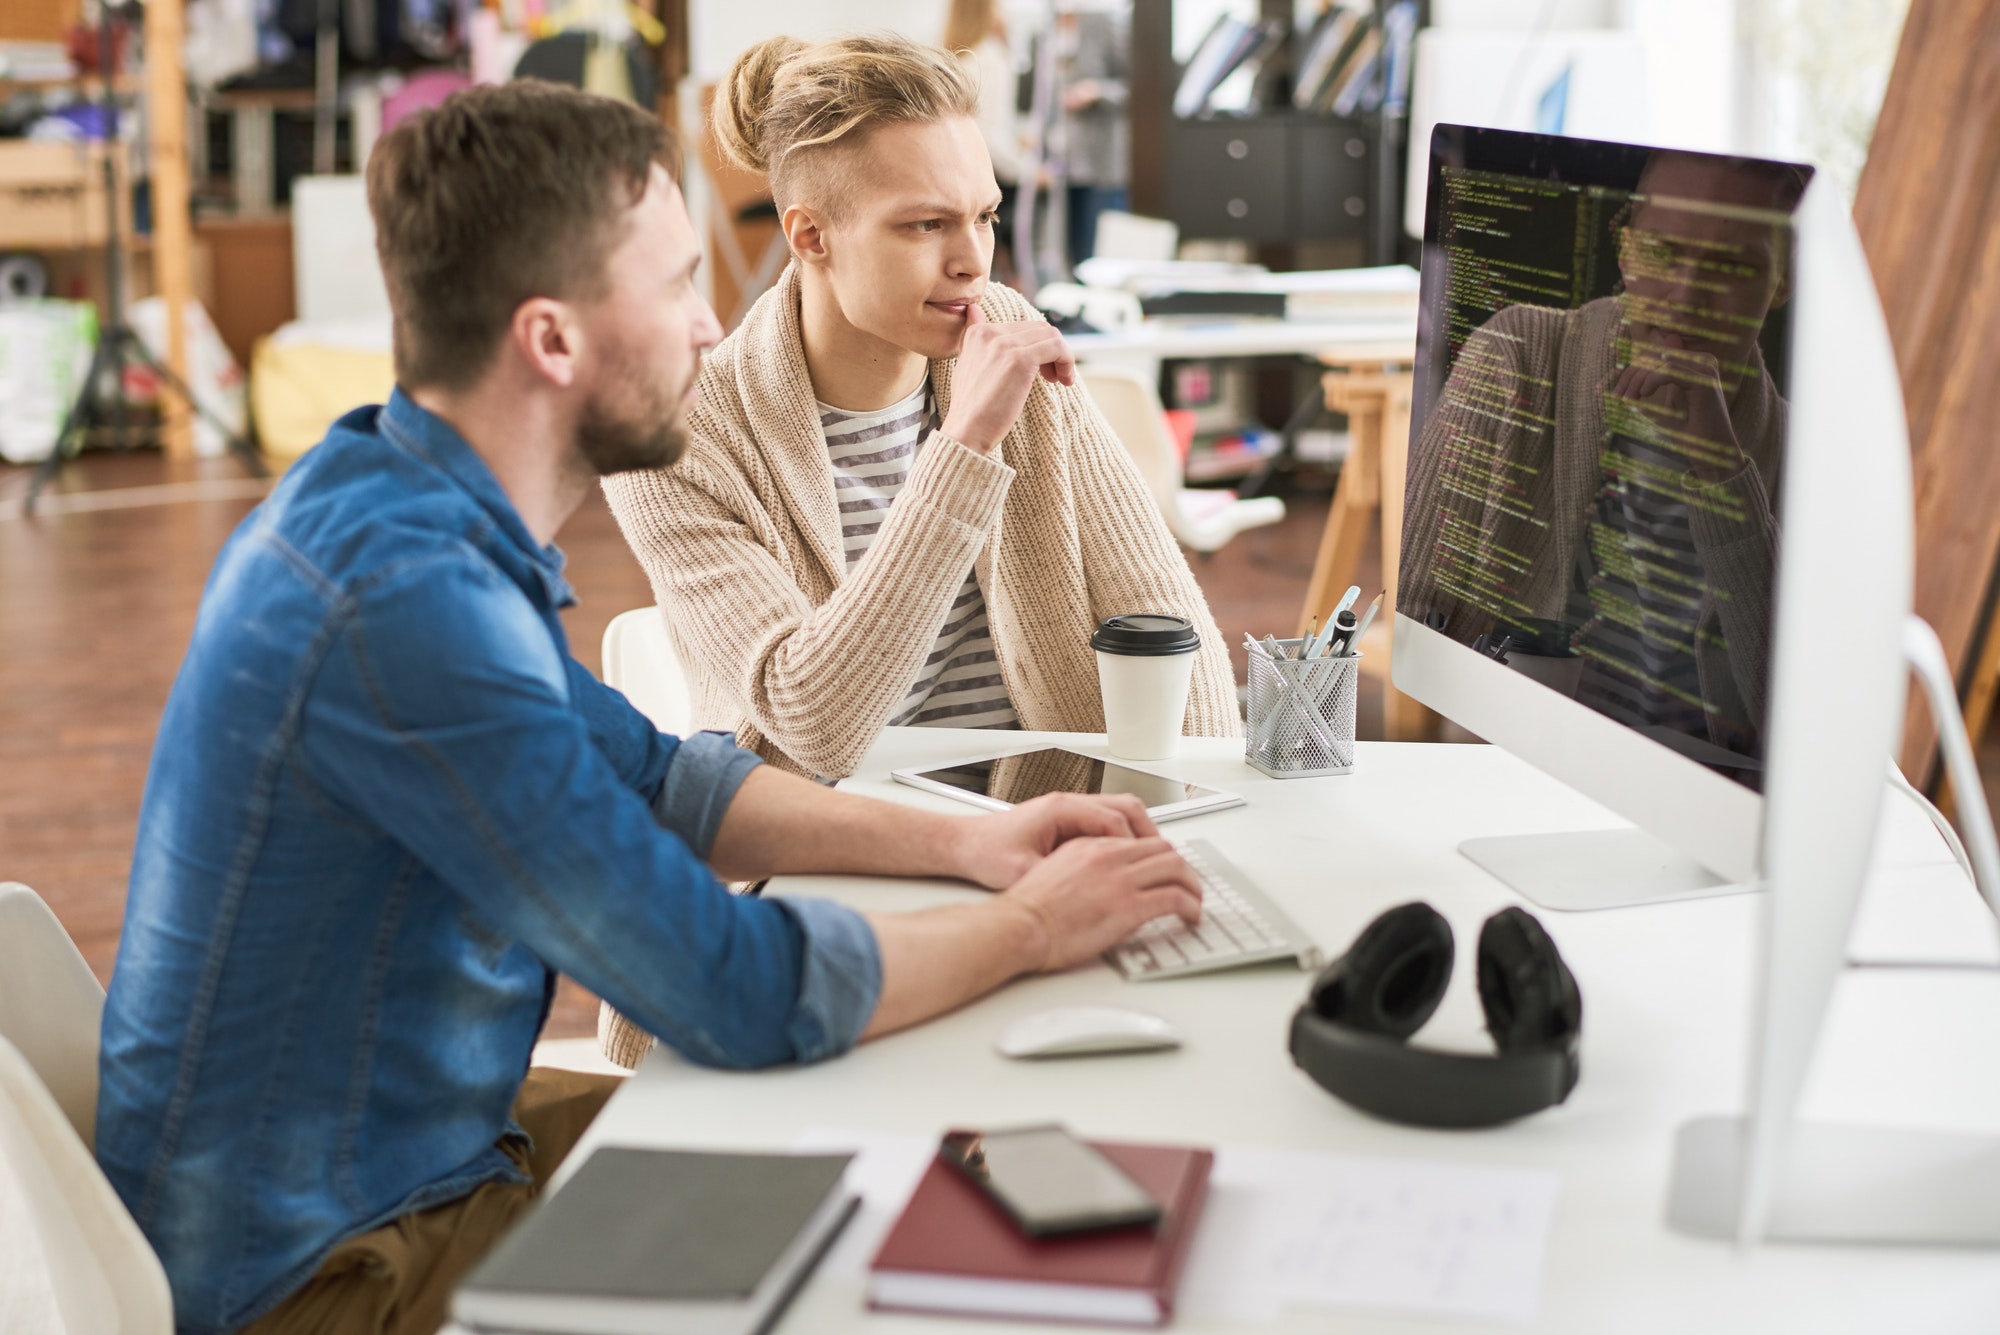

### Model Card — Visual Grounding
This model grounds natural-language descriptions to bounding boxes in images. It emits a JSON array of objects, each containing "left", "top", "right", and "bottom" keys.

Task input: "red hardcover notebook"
[{"left": 867, "top": 1138, "right": 1214, "bottom": 1327}]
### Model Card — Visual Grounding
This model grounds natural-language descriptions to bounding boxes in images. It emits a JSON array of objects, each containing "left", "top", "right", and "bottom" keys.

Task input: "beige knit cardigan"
[
  {"left": 594, "top": 265, "right": 1238, "bottom": 1066},
  {"left": 602, "top": 264, "right": 1238, "bottom": 779}
]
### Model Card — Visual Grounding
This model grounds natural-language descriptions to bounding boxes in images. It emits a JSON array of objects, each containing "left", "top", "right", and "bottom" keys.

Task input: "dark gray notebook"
[{"left": 461, "top": 1146, "right": 854, "bottom": 1303}]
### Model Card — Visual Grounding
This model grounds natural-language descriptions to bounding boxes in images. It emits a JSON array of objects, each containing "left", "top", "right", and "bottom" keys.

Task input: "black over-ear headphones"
[{"left": 1288, "top": 902, "right": 1582, "bottom": 1128}]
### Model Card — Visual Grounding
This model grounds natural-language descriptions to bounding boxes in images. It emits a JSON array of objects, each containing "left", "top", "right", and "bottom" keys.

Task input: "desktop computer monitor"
[
  {"left": 1396, "top": 125, "right": 1827, "bottom": 909},
  {"left": 1394, "top": 124, "right": 1921, "bottom": 1243}
]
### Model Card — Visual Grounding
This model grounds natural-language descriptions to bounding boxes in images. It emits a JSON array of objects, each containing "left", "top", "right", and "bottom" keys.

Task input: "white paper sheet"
[
  {"left": 1179, "top": 1146, "right": 1561, "bottom": 1326},
  {"left": 792, "top": 1129, "right": 1560, "bottom": 1326}
]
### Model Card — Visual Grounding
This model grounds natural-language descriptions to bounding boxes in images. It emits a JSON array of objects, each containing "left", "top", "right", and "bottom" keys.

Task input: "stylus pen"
[
  {"left": 1323, "top": 609, "right": 1358, "bottom": 657},
  {"left": 1345, "top": 593, "right": 1385, "bottom": 657}
]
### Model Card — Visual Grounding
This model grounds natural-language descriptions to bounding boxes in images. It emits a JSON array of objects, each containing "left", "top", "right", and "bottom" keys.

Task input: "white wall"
[
  {"left": 690, "top": 0, "right": 949, "bottom": 81},
  {"left": 1433, "top": 0, "right": 1618, "bottom": 27},
  {"left": 1628, "top": 0, "right": 1736, "bottom": 153}
]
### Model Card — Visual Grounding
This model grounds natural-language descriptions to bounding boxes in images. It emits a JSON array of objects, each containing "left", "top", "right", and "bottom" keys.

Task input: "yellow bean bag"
[{"left": 250, "top": 335, "right": 396, "bottom": 463}]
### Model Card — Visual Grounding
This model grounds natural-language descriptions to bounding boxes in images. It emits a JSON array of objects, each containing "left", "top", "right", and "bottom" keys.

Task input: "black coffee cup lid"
[{"left": 1091, "top": 613, "right": 1201, "bottom": 656}]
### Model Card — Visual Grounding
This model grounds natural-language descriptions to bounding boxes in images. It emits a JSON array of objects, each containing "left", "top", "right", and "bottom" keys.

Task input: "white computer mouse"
[{"left": 996, "top": 1006, "right": 1183, "bottom": 1059}]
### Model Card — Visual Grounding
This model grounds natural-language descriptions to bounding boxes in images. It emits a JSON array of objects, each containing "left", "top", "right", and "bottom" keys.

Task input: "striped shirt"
[{"left": 819, "top": 381, "right": 1020, "bottom": 731}]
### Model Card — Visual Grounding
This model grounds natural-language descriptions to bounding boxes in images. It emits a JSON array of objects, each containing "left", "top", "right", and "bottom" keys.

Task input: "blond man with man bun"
[
  {"left": 605, "top": 33, "right": 1234, "bottom": 777},
  {"left": 599, "top": 32, "right": 1237, "bottom": 1064}
]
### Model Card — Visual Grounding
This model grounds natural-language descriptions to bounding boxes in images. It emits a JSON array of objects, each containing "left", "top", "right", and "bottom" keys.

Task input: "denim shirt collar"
[{"left": 379, "top": 388, "right": 576, "bottom": 608}]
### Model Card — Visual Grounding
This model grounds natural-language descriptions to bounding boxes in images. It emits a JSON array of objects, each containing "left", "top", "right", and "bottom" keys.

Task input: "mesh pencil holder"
[{"left": 1245, "top": 639, "right": 1359, "bottom": 778}]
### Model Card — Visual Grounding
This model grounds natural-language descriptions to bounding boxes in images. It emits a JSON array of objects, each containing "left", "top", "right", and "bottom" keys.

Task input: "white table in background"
[
  {"left": 1064, "top": 318, "right": 1416, "bottom": 366},
  {"left": 565, "top": 729, "right": 2000, "bottom": 1334}
]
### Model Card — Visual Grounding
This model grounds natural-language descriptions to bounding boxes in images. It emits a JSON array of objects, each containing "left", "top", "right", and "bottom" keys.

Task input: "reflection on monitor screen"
[{"left": 1403, "top": 132, "right": 1810, "bottom": 791}]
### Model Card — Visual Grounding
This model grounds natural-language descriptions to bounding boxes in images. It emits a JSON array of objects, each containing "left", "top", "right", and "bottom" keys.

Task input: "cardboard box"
[{"left": 0, "top": 140, "right": 132, "bottom": 250}]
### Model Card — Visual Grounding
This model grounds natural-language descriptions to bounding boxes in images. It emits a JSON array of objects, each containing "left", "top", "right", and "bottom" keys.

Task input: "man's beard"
[{"left": 576, "top": 360, "right": 693, "bottom": 476}]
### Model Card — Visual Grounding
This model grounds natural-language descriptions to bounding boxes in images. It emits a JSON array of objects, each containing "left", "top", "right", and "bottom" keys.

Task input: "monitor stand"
[
  {"left": 1668, "top": 1117, "right": 2000, "bottom": 1244},
  {"left": 1458, "top": 828, "right": 1750, "bottom": 912}
]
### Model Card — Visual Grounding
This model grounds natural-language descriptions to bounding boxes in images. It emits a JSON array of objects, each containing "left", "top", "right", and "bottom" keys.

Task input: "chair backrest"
[
  {"left": 1082, "top": 367, "right": 1181, "bottom": 513},
  {"left": 0, "top": 883, "right": 106, "bottom": 1149},
  {"left": 0, "top": 1033, "right": 172, "bottom": 1334},
  {"left": 601, "top": 607, "right": 694, "bottom": 737},
  {"left": 1092, "top": 210, "right": 1180, "bottom": 262}
]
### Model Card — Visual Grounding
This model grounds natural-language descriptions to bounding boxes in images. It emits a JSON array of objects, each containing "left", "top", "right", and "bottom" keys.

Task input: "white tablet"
[{"left": 890, "top": 747, "right": 1245, "bottom": 823}]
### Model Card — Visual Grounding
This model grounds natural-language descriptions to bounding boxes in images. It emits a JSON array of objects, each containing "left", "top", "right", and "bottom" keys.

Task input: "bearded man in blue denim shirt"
[{"left": 95, "top": 82, "right": 1203, "bottom": 1335}]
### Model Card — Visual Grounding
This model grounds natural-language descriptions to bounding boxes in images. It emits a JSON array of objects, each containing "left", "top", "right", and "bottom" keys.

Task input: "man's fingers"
[
  {"left": 1101, "top": 792, "right": 1158, "bottom": 839},
  {"left": 1156, "top": 884, "right": 1203, "bottom": 927},
  {"left": 1121, "top": 878, "right": 1202, "bottom": 930},
  {"left": 1046, "top": 793, "right": 1137, "bottom": 840},
  {"left": 1126, "top": 846, "right": 1203, "bottom": 898},
  {"left": 1047, "top": 342, "right": 1078, "bottom": 387}
]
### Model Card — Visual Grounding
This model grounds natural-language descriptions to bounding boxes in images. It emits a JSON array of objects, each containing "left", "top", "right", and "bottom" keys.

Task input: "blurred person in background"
[
  {"left": 1030, "top": 3, "right": 1130, "bottom": 268},
  {"left": 945, "top": 0, "right": 1024, "bottom": 284}
]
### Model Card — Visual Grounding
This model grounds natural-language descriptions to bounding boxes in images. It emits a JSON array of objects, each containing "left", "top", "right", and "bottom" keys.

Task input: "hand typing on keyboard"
[
  {"left": 951, "top": 791, "right": 1177, "bottom": 889},
  {"left": 1105, "top": 840, "right": 1324, "bottom": 981},
  {"left": 995, "top": 835, "right": 1204, "bottom": 973}
]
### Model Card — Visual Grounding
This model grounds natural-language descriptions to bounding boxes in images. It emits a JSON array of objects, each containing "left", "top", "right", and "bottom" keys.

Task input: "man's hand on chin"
[{"left": 951, "top": 792, "right": 1161, "bottom": 890}]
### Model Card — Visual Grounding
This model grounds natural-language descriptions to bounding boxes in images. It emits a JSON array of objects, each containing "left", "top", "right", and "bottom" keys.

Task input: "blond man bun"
[
  {"left": 711, "top": 34, "right": 807, "bottom": 176},
  {"left": 712, "top": 32, "right": 980, "bottom": 215}
]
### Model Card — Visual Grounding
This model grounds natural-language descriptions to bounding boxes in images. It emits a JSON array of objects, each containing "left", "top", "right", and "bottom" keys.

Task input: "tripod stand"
[{"left": 21, "top": 2, "right": 264, "bottom": 517}]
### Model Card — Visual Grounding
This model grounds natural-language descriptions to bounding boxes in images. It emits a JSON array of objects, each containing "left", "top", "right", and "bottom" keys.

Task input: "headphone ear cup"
[
  {"left": 1476, "top": 907, "right": 1582, "bottom": 1054},
  {"left": 1309, "top": 902, "right": 1453, "bottom": 1041}
]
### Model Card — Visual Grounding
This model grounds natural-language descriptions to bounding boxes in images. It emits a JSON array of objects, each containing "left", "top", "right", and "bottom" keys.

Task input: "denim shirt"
[{"left": 95, "top": 391, "right": 883, "bottom": 1334}]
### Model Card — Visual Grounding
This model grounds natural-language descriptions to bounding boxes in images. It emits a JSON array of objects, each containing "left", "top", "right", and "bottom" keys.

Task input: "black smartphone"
[{"left": 938, "top": 1125, "right": 1162, "bottom": 1237}]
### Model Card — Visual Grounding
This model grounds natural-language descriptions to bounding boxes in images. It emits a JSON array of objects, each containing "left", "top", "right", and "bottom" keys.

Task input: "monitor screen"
[{"left": 1402, "top": 127, "right": 1811, "bottom": 791}]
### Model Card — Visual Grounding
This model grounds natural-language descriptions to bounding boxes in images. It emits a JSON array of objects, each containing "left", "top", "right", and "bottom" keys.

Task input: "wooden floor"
[{"left": 0, "top": 452, "right": 1345, "bottom": 1042}]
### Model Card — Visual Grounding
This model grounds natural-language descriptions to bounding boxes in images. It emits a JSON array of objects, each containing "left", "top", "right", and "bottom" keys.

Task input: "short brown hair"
[
  {"left": 366, "top": 81, "right": 681, "bottom": 390},
  {"left": 710, "top": 33, "right": 978, "bottom": 218}
]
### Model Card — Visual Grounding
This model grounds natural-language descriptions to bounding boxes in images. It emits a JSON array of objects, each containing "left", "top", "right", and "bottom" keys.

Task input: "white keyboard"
[{"left": 1104, "top": 839, "right": 1324, "bottom": 981}]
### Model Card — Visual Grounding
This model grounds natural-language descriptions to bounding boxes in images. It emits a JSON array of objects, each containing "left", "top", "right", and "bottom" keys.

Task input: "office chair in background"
[
  {"left": 601, "top": 606, "right": 694, "bottom": 736},
  {"left": 1084, "top": 367, "right": 1286, "bottom": 554}
]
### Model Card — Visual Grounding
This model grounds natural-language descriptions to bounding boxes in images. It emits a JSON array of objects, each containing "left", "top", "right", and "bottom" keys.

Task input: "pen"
[
  {"left": 1324, "top": 609, "right": 1359, "bottom": 656},
  {"left": 1332, "top": 585, "right": 1362, "bottom": 622},
  {"left": 1345, "top": 593, "right": 1384, "bottom": 657},
  {"left": 1308, "top": 587, "right": 1363, "bottom": 658}
]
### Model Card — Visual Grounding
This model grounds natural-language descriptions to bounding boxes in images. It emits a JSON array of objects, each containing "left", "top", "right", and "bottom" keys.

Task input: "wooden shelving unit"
[
  {"left": 143, "top": 0, "right": 195, "bottom": 456},
  {"left": 0, "top": 2, "right": 196, "bottom": 457}
]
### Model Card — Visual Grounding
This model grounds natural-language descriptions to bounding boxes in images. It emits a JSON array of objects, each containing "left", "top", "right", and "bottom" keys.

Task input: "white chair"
[
  {"left": 0, "top": 882, "right": 108, "bottom": 1149},
  {"left": 1082, "top": 367, "right": 1288, "bottom": 554},
  {"left": 600, "top": 606, "right": 694, "bottom": 736},
  {"left": 0, "top": 883, "right": 172, "bottom": 1334},
  {"left": 1089, "top": 210, "right": 1180, "bottom": 263}
]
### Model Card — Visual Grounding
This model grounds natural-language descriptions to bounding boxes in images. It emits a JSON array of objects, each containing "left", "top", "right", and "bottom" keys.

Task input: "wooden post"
[
  {"left": 1851, "top": 0, "right": 2000, "bottom": 787},
  {"left": 143, "top": 0, "right": 194, "bottom": 458},
  {"left": 1302, "top": 345, "right": 1436, "bottom": 740}
]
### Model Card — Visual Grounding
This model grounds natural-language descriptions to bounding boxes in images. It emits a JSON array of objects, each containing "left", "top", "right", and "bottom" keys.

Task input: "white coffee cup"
[{"left": 1092, "top": 614, "right": 1202, "bottom": 761}]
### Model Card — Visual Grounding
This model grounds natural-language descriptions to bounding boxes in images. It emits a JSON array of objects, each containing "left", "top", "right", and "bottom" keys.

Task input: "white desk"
[
  {"left": 566, "top": 730, "right": 2000, "bottom": 1333},
  {"left": 1065, "top": 318, "right": 1416, "bottom": 365}
]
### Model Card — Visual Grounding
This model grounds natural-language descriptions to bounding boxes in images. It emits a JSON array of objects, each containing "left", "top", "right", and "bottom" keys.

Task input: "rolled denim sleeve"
[
  {"left": 652, "top": 730, "right": 762, "bottom": 859},
  {"left": 771, "top": 897, "right": 883, "bottom": 1061}
]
